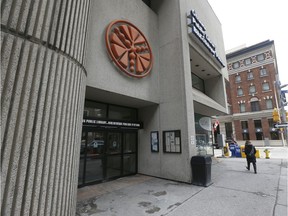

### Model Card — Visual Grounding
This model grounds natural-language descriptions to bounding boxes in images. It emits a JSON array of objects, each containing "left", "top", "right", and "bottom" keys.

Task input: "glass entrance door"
[
  {"left": 106, "top": 132, "right": 122, "bottom": 179},
  {"left": 78, "top": 129, "right": 137, "bottom": 187},
  {"left": 78, "top": 131, "right": 105, "bottom": 185},
  {"left": 123, "top": 132, "right": 137, "bottom": 175}
]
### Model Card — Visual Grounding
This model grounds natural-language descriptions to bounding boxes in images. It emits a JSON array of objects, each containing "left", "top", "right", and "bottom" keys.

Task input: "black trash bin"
[{"left": 191, "top": 155, "right": 212, "bottom": 187}]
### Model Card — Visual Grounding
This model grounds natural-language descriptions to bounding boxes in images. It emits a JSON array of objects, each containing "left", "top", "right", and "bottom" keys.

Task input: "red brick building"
[{"left": 216, "top": 40, "right": 284, "bottom": 146}]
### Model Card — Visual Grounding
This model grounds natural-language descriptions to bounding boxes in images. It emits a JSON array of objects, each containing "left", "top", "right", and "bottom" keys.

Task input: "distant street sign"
[{"left": 274, "top": 123, "right": 288, "bottom": 128}]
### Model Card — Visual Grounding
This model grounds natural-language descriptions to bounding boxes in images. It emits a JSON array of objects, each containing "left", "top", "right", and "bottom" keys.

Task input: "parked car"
[{"left": 88, "top": 140, "right": 104, "bottom": 149}]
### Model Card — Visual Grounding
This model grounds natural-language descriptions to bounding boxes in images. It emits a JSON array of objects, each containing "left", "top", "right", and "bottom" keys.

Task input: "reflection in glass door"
[
  {"left": 78, "top": 130, "right": 105, "bottom": 185},
  {"left": 106, "top": 132, "right": 122, "bottom": 179},
  {"left": 123, "top": 132, "right": 137, "bottom": 175},
  {"left": 78, "top": 129, "right": 137, "bottom": 187},
  {"left": 85, "top": 131, "right": 105, "bottom": 183},
  {"left": 78, "top": 131, "right": 86, "bottom": 185}
]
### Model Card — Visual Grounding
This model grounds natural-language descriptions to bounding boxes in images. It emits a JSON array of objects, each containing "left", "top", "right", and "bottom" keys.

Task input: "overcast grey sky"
[{"left": 208, "top": 0, "right": 288, "bottom": 90}]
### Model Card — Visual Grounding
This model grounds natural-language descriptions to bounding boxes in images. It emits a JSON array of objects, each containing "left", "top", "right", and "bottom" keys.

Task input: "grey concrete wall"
[
  {"left": 181, "top": 0, "right": 228, "bottom": 108},
  {"left": 84, "top": 0, "right": 227, "bottom": 184},
  {"left": 85, "top": 0, "right": 159, "bottom": 104},
  {"left": 156, "top": 0, "right": 192, "bottom": 182},
  {"left": 1, "top": 0, "right": 90, "bottom": 215}
]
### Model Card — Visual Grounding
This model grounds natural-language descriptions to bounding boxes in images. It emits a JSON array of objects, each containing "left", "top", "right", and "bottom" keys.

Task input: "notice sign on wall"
[
  {"left": 83, "top": 118, "right": 143, "bottom": 129},
  {"left": 163, "top": 130, "right": 181, "bottom": 153}
]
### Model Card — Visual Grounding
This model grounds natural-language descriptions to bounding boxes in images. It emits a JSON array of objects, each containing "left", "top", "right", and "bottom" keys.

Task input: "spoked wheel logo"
[{"left": 105, "top": 20, "right": 153, "bottom": 78}]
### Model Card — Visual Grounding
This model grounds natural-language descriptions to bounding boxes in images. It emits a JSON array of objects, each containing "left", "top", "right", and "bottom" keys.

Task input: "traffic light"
[
  {"left": 280, "top": 91, "right": 287, "bottom": 107},
  {"left": 273, "top": 108, "right": 280, "bottom": 122}
]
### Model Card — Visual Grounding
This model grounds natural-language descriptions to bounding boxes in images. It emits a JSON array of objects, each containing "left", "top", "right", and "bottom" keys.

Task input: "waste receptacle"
[
  {"left": 223, "top": 143, "right": 230, "bottom": 157},
  {"left": 235, "top": 146, "right": 241, "bottom": 157},
  {"left": 229, "top": 144, "right": 236, "bottom": 157},
  {"left": 240, "top": 145, "right": 246, "bottom": 158},
  {"left": 191, "top": 155, "right": 212, "bottom": 187}
]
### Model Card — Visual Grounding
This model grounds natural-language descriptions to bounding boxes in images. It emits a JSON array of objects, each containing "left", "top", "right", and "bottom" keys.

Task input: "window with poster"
[
  {"left": 163, "top": 130, "right": 181, "bottom": 153},
  {"left": 151, "top": 131, "right": 159, "bottom": 152},
  {"left": 195, "top": 114, "right": 213, "bottom": 155}
]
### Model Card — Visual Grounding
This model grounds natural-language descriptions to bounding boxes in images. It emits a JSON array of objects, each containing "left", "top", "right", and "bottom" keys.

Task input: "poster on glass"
[
  {"left": 163, "top": 130, "right": 181, "bottom": 153},
  {"left": 151, "top": 131, "right": 159, "bottom": 152}
]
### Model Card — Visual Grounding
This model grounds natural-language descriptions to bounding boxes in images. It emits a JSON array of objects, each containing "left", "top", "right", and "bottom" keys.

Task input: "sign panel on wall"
[
  {"left": 187, "top": 10, "right": 225, "bottom": 68},
  {"left": 163, "top": 130, "right": 181, "bottom": 153}
]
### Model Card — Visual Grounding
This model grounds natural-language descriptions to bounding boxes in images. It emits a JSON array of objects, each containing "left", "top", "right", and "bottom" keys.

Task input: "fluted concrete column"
[{"left": 1, "top": 0, "right": 90, "bottom": 215}]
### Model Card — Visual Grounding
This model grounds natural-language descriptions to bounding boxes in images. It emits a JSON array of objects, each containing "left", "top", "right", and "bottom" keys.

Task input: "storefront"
[{"left": 78, "top": 101, "right": 142, "bottom": 186}]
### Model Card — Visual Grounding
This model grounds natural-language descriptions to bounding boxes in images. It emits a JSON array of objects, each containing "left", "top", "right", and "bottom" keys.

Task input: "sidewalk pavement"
[{"left": 77, "top": 151, "right": 287, "bottom": 216}]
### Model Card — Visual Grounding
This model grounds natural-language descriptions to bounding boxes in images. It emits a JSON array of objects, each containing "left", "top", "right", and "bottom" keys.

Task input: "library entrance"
[
  {"left": 78, "top": 128, "right": 138, "bottom": 187},
  {"left": 78, "top": 100, "right": 142, "bottom": 187}
]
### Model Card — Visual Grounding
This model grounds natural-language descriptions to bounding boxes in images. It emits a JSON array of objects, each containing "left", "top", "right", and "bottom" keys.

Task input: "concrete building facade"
[
  {"left": 1, "top": 0, "right": 90, "bottom": 215},
  {"left": 1, "top": 0, "right": 228, "bottom": 215}
]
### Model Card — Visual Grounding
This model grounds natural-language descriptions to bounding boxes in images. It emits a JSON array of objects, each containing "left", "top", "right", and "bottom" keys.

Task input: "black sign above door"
[{"left": 83, "top": 118, "right": 143, "bottom": 129}]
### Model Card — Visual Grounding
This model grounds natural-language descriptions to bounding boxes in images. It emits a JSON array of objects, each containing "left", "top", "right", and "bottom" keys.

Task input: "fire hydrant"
[{"left": 264, "top": 149, "right": 270, "bottom": 159}]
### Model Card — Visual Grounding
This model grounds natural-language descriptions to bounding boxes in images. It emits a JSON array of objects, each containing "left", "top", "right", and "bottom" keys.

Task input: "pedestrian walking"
[{"left": 244, "top": 140, "right": 257, "bottom": 174}]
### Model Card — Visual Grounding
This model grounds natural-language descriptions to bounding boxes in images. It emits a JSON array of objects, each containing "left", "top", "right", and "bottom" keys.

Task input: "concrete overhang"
[
  {"left": 85, "top": 86, "right": 158, "bottom": 108},
  {"left": 193, "top": 88, "right": 227, "bottom": 116}
]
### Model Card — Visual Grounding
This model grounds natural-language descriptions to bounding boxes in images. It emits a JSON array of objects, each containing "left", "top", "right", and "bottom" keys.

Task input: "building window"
[
  {"left": 192, "top": 73, "right": 205, "bottom": 93},
  {"left": 235, "top": 75, "right": 241, "bottom": 83},
  {"left": 254, "top": 119, "right": 263, "bottom": 140},
  {"left": 237, "top": 88, "right": 243, "bottom": 96},
  {"left": 84, "top": 101, "right": 107, "bottom": 118},
  {"left": 251, "top": 101, "right": 260, "bottom": 112},
  {"left": 245, "top": 58, "right": 252, "bottom": 65},
  {"left": 233, "top": 62, "right": 240, "bottom": 69},
  {"left": 257, "top": 54, "right": 265, "bottom": 62},
  {"left": 255, "top": 132, "right": 263, "bottom": 140},
  {"left": 242, "top": 133, "right": 250, "bottom": 140},
  {"left": 250, "top": 97, "right": 261, "bottom": 112},
  {"left": 270, "top": 131, "right": 280, "bottom": 140},
  {"left": 225, "top": 122, "right": 233, "bottom": 139},
  {"left": 240, "top": 103, "right": 246, "bottom": 112},
  {"left": 262, "top": 82, "right": 270, "bottom": 91},
  {"left": 260, "top": 68, "right": 268, "bottom": 76},
  {"left": 109, "top": 105, "right": 137, "bottom": 121},
  {"left": 266, "top": 99, "right": 273, "bottom": 109},
  {"left": 254, "top": 119, "right": 262, "bottom": 128},
  {"left": 241, "top": 121, "right": 249, "bottom": 140},
  {"left": 249, "top": 85, "right": 256, "bottom": 94},
  {"left": 268, "top": 118, "right": 274, "bottom": 128},
  {"left": 241, "top": 121, "right": 248, "bottom": 129},
  {"left": 247, "top": 71, "right": 253, "bottom": 80}
]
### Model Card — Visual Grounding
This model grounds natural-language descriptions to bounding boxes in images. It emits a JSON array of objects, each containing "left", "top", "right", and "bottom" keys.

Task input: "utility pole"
[{"left": 274, "top": 81, "right": 287, "bottom": 146}]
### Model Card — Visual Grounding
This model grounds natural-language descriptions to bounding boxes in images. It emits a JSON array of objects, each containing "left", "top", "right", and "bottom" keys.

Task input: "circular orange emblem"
[{"left": 105, "top": 20, "right": 153, "bottom": 78}]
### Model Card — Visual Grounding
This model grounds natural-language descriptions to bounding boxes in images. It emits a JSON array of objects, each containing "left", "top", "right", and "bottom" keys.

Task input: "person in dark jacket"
[{"left": 244, "top": 140, "right": 257, "bottom": 174}]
